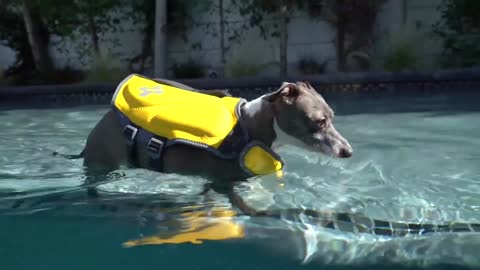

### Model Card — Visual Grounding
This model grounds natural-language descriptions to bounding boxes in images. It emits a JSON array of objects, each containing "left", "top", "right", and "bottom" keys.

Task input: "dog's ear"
[
  {"left": 278, "top": 84, "right": 299, "bottom": 105},
  {"left": 263, "top": 82, "right": 299, "bottom": 104}
]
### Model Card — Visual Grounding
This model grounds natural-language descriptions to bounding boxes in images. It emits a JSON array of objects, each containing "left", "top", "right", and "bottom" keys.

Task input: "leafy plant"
[
  {"left": 0, "top": 0, "right": 126, "bottom": 80},
  {"left": 377, "top": 27, "right": 422, "bottom": 72},
  {"left": 42, "top": 0, "right": 125, "bottom": 60},
  {"left": 297, "top": 57, "right": 328, "bottom": 75},
  {"left": 171, "top": 59, "right": 206, "bottom": 79},
  {"left": 433, "top": 0, "right": 480, "bottom": 68},
  {"left": 226, "top": 60, "right": 262, "bottom": 78},
  {"left": 84, "top": 57, "right": 128, "bottom": 83},
  {"left": 0, "top": 68, "right": 8, "bottom": 85},
  {"left": 227, "top": 0, "right": 324, "bottom": 77},
  {"left": 225, "top": 43, "right": 277, "bottom": 78},
  {"left": 349, "top": 51, "right": 372, "bottom": 71},
  {"left": 0, "top": 0, "right": 39, "bottom": 79},
  {"left": 320, "top": 0, "right": 387, "bottom": 71},
  {"left": 127, "top": 1, "right": 211, "bottom": 73},
  {"left": 26, "top": 66, "right": 85, "bottom": 85},
  {"left": 383, "top": 43, "right": 418, "bottom": 72}
]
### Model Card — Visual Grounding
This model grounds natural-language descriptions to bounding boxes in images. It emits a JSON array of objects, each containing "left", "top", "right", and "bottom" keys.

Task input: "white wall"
[
  {"left": 0, "top": 0, "right": 444, "bottom": 78},
  {"left": 166, "top": 1, "right": 338, "bottom": 77},
  {"left": 163, "top": 0, "right": 445, "bottom": 76},
  {"left": 48, "top": 7, "right": 145, "bottom": 70},
  {"left": 0, "top": 7, "right": 145, "bottom": 72}
]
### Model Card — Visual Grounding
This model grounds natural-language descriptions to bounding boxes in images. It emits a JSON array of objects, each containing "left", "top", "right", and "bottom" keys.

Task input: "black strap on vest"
[
  {"left": 114, "top": 108, "right": 167, "bottom": 171},
  {"left": 217, "top": 122, "right": 249, "bottom": 156},
  {"left": 114, "top": 106, "right": 250, "bottom": 172}
]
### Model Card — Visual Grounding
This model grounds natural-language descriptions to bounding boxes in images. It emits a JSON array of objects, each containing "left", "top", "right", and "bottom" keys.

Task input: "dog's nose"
[{"left": 339, "top": 147, "right": 353, "bottom": 158}]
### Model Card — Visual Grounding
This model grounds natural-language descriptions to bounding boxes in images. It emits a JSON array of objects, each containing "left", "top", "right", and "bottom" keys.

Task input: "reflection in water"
[
  {"left": 123, "top": 207, "right": 245, "bottom": 246},
  {"left": 2, "top": 189, "right": 480, "bottom": 268}
]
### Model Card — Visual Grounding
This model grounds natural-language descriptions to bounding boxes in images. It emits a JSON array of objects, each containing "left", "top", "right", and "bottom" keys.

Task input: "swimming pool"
[{"left": 0, "top": 91, "right": 479, "bottom": 270}]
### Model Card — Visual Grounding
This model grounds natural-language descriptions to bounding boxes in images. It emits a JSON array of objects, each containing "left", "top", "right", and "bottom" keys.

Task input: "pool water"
[{"left": 0, "top": 92, "right": 479, "bottom": 270}]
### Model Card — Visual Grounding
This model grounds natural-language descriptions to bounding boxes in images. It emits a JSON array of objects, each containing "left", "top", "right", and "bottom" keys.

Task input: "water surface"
[{"left": 0, "top": 93, "right": 479, "bottom": 270}]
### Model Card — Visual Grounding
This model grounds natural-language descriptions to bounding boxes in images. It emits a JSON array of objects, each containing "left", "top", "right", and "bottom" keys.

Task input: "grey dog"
[{"left": 81, "top": 77, "right": 352, "bottom": 214}]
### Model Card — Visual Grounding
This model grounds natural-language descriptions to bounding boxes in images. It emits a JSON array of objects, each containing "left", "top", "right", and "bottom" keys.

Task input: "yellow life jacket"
[{"left": 112, "top": 74, "right": 283, "bottom": 177}]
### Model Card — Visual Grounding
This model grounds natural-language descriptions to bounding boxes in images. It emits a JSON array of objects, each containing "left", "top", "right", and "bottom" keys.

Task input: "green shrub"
[
  {"left": 433, "top": 0, "right": 480, "bottom": 68},
  {"left": 0, "top": 68, "right": 5, "bottom": 85},
  {"left": 375, "top": 27, "right": 422, "bottom": 72},
  {"left": 84, "top": 58, "right": 128, "bottom": 83},
  {"left": 297, "top": 57, "right": 327, "bottom": 75},
  {"left": 383, "top": 43, "right": 418, "bottom": 72},
  {"left": 2, "top": 66, "right": 85, "bottom": 85},
  {"left": 225, "top": 44, "right": 277, "bottom": 78},
  {"left": 84, "top": 57, "right": 128, "bottom": 83},
  {"left": 226, "top": 60, "right": 262, "bottom": 78},
  {"left": 171, "top": 58, "right": 206, "bottom": 79},
  {"left": 43, "top": 66, "right": 85, "bottom": 84},
  {"left": 349, "top": 51, "right": 373, "bottom": 71}
]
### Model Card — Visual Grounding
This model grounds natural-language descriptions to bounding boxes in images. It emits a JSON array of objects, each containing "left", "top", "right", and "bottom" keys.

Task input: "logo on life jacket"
[{"left": 139, "top": 86, "right": 164, "bottom": 97}]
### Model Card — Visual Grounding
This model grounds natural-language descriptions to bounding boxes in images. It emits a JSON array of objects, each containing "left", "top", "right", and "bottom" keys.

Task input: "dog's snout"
[{"left": 338, "top": 147, "right": 353, "bottom": 158}]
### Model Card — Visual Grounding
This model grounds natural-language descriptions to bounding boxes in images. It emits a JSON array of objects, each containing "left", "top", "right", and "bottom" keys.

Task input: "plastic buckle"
[
  {"left": 147, "top": 137, "right": 164, "bottom": 158},
  {"left": 123, "top": 125, "right": 138, "bottom": 142}
]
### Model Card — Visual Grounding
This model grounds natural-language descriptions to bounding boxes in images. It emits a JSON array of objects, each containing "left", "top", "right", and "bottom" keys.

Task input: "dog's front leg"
[
  {"left": 84, "top": 170, "right": 109, "bottom": 198},
  {"left": 209, "top": 182, "right": 259, "bottom": 216},
  {"left": 199, "top": 183, "right": 212, "bottom": 195},
  {"left": 227, "top": 189, "right": 259, "bottom": 216}
]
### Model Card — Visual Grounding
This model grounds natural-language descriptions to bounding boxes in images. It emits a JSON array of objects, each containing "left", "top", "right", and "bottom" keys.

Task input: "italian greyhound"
[{"left": 81, "top": 78, "right": 352, "bottom": 215}]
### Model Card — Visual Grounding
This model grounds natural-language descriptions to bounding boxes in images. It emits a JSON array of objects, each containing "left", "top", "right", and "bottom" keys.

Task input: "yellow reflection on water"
[{"left": 123, "top": 207, "right": 245, "bottom": 247}]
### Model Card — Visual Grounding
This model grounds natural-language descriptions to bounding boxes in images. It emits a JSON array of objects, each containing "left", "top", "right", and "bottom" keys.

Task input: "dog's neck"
[
  {"left": 241, "top": 95, "right": 307, "bottom": 151},
  {"left": 240, "top": 96, "right": 276, "bottom": 147}
]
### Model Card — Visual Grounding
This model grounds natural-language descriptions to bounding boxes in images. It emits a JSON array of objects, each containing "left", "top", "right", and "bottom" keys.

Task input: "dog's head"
[{"left": 264, "top": 82, "right": 353, "bottom": 158}]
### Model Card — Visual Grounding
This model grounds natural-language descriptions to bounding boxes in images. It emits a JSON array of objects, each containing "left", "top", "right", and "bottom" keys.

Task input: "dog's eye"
[{"left": 316, "top": 118, "right": 327, "bottom": 128}]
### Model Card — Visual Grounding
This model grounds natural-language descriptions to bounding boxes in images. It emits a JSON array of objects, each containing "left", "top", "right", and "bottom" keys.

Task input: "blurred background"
[{"left": 0, "top": 0, "right": 478, "bottom": 86}]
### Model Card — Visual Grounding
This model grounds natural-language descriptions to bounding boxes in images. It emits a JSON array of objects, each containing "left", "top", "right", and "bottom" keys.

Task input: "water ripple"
[{"left": 0, "top": 106, "right": 480, "bottom": 267}]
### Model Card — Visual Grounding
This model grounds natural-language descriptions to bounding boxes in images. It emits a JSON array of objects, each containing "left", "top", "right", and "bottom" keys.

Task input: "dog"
[{"left": 81, "top": 74, "right": 353, "bottom": 215}]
